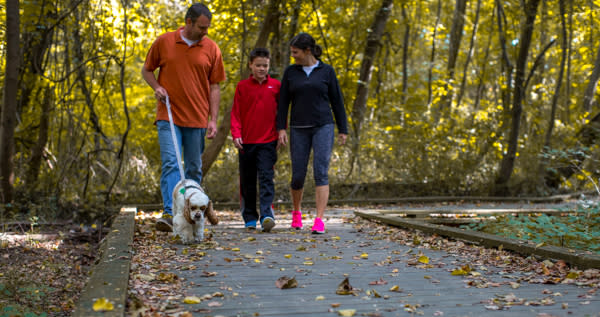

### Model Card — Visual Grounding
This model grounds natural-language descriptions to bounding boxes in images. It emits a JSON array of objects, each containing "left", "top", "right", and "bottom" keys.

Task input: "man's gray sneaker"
[{"left": 156, "top": 217, "right": 173, "bottom": 232}]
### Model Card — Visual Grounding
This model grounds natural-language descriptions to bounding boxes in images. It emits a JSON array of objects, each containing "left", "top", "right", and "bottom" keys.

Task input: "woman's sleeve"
[{"left": 328, "top": 67, "right": 348, "bottom": 134}]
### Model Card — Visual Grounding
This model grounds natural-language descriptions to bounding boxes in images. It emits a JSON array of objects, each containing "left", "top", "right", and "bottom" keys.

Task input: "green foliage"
[{"left": 465, "top": 201, "right": 600, "bottom": 253}]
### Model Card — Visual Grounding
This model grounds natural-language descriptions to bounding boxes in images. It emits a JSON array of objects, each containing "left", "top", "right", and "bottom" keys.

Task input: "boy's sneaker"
[
  {"left": 291, "top": 210, "right": 302, "bottom": 229},
  {"left": 156, "top": 216, "right": 173, "bottom": 232},
  {"left": 245, "top": 220, "right": 257, "bottom": 230},
  {"left": 261, "top": 217, "right": 275, "bottom": 233},
  {"left": 311, "top": 217, "right": 325, "bottom": 234}
]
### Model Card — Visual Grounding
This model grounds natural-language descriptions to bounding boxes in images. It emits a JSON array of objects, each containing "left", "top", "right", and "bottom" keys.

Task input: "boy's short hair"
[{"left": 249, "top": 48, "right": 270, "bottom": 62}]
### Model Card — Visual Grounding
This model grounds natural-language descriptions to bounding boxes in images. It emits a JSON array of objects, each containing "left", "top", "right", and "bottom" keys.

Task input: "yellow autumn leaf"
[
  {"left": 284, "top": 254, "right": 292, "bottom": 258},
  {"left": 389, "top": 285, "right": 401, "bottom": 292},
  {"left": 360, "top": 253, "right": 368, "bottom": 259},
  {"left": 315, "top": 295, "right": 325, "bottom": 300},
  {"left": 92, "top": 298, "right": 114, "bottom": 312},
  {"left": 566, "top": 271, "right": 579, "bottom": 279},
  {"left": 183, "top": 296, "right": 202, "bottom": 304},
  {"left": 303, "top": 261, "right": 314, "bottom": 266},
  {"left": 338, "top": 309, "right": 356, "bottom": 316},
  {"left": 232, "top": 247, "right": 240, "bottom": 251},
  {"left": 418, "top": 255, "right": 429, "bottom": 264},
  {"left": 254, "top": 259, "right": 262, "bottom": 263},
  {"left": 451, "top": 269, "right": 467, "bottom": 276},
  {"left": 332, "top": 236, "right": 341, "bottom": 240}
]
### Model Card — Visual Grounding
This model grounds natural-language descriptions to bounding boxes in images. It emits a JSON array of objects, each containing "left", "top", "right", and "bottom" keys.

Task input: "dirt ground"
[{"left": 0, "top": 224, "right": 102, "bottom": 316}]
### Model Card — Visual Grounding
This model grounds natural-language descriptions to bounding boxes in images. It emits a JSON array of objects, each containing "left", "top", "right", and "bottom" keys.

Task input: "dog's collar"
[
  {"left": 185, "top": 183, "right": 204, "bottom": 192},
  {"left": 179, "top": 180, "right": 205, "bottom": 196}
]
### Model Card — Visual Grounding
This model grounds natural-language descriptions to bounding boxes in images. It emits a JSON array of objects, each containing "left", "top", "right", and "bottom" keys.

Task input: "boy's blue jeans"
[
  {"left": 156, "top": 120, "right": 206, "bottom": 216},
  {"left": 289, "top": 124, "right": 334, "bottom": 190}
]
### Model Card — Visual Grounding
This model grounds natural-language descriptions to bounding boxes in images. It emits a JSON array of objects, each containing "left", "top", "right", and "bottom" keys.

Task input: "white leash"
[{"left": 165, "top": 95, "right": 186, "bottom": 186}]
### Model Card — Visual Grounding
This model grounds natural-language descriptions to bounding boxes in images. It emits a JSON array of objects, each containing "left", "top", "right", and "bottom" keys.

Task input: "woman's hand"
[{"left": 338, "top": 133, "right": 347, "bottom": 145}]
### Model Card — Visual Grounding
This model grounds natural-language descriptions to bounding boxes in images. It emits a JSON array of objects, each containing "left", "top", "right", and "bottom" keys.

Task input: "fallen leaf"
[
  {"left": 284, "top": 254, "right": 292, "bottom": 258},
  {"left": 369, "top": 278, "right": 388, "bottom": 285},
  {"left": 360, "top": 253, "right": 369, "bottom": 259},
  {"left": 92, "top": 297, "right": 114, "bottom": 312},
  {"left": 566, "top": 271, "right": 579, "bottom": 279},
  {"left": 418, "top": 255, "right": 429, "bottom": 264},
  {"left": 336, "top": 277, "right": 358, "bottom": 295},
  {"left": 389, "top": 285, "right": 402, "bottom": 292},
  {"left": 207, "top": 301, "right": 223, "bottom": 307},
  {"left": 275, "top": 276, "right": 298, "bottom": 289},
  {"left": 315, "top": 295, "right": 325, "bottom": 301},
  {"left": 338, "top": 309, "right": 356, "bottom": 316},
  {"left": 183, "top": 296, "right": 202, "bottom": 304}
]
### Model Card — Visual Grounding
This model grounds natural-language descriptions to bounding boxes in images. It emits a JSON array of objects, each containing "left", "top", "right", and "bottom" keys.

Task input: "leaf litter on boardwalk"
[{"left": 127, "top": 207, "right": 599, "bottom": 316}]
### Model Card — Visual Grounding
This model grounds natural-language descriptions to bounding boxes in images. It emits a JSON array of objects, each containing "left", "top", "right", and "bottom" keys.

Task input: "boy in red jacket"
[{"left": 230, "top": 48, "right": 281, "bottom": 232}]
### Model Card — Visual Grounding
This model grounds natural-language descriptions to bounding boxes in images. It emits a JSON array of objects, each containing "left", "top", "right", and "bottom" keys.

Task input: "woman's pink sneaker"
[
  {"left": 311, "top": 217, "right": 325, "bottom": 234},
  {"left": 291, "top": 210, "right": 303, "bottom": 229}
]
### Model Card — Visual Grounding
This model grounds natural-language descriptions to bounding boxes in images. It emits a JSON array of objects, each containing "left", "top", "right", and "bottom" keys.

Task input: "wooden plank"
[
  {"left": 72, "top": 207, "right": 136, "bottom": 317},
  {"left": 355, "top": 210, "right": 600, "bottom": 270},
  {"left": 371, "top": 208, "right": 574, "bottom": 216}
]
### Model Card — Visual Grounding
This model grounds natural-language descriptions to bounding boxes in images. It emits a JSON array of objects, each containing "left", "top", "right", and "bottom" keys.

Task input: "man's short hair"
[
  {"left": 249, "top": 48, "right": 270, "bottom": 62},
  {"left": 186, "top": 3, "right": 212, "bottom": 22}
]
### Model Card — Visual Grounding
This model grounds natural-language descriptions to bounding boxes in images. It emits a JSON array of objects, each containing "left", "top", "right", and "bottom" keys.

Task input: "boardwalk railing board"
[
  {"left": 72, "top": 207, "right": 136, "bottom": 317},
  {"left": 355, "top": 209, "right": 600, "bottom": 270}
]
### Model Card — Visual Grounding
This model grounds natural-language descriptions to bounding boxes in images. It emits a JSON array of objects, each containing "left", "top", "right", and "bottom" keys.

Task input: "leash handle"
[{"left": 165, "top": 95, "right": 186, "bottom": 185}]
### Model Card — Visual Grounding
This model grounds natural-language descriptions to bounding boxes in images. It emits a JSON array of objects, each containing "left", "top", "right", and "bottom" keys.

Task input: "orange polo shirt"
[{"left": 144, "top": 27, "right": 226, "bottom": 128}]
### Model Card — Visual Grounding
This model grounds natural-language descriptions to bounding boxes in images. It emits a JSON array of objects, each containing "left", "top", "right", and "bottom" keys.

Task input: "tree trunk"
[
  {"left": 495, "top": 0, "right": 514, "bottom": 120},
  {"left": 400, "top": 3, "right": 410, "bottom": 105},
  {"left": 347, "top": 0, "right": 394, "bottom": 178},
  {"left": 494, "top": 0, "right": 542, "bottom": 195},
  {"left": 0, "top": 0, "right": 20, "bottom": 203},
  {"left": 350, "top": 0, "right": 394, "bottom": 141},
  {"left": 427, "top": 0, "right": 442, "bottom": 108},
  {"left": 439, "top": 0, "right": 467, "bottom": 120},
  {"left": 73, "top": 9, "right": 109, "bottom": 149},
  {"left": 564, "top": 0, "right": 573, "bottom": 123},
  {"left": 582, "top": 41, "right": 600, "bottom": 112},
  {"left": 201, "top": 0, "right": 283, "bottom": 178},
  {"left": 456, "top": 0, "right": 482, "bottom": 110},
  {"left": 25, "top": 85, "right": 52, "bottom": 190},
  {"left": 543, "top": 0, "right": 567, "bottom": 148}
]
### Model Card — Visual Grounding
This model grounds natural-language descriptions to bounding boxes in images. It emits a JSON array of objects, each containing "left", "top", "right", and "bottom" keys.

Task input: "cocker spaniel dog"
[{"left": 172, "top": 179, "right": 218, "bottom": 244}]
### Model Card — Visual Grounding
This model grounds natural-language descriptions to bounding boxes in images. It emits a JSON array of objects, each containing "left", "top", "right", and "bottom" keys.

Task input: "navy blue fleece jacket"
[{"left": 276, "top": 61, "right": 348, "bottom": 134}]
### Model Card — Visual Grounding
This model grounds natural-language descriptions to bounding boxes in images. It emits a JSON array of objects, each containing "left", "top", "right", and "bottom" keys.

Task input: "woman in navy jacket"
[{"left": 276, "top": 33, "right": 348, "bottom": 234}]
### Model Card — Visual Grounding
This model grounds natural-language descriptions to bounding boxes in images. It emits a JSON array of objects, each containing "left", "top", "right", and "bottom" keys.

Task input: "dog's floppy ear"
[
  {"left": 204, "top": 200, "right": 219, "bottom": 225},
  {"left": 183, "top": 196, "right": 196, "bottom": 224}
]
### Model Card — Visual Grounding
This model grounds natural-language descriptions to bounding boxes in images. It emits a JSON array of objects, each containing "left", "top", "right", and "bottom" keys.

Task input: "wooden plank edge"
[
  {"left": 355, "top": 210, "right": 600, "bottom": 270},
  {"left": 72, "top": 207, "right": 136, "bottom": 317}
]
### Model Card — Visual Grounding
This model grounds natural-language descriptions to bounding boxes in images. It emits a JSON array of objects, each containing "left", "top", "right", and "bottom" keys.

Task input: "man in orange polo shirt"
[{"left": 142, "top": 3, "right": 226, "bottom": 232}]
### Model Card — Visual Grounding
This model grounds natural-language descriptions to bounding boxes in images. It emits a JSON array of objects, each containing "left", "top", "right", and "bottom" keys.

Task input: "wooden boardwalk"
[{"left": 167, "top": 208, "right": 599, "bottom": 317}]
